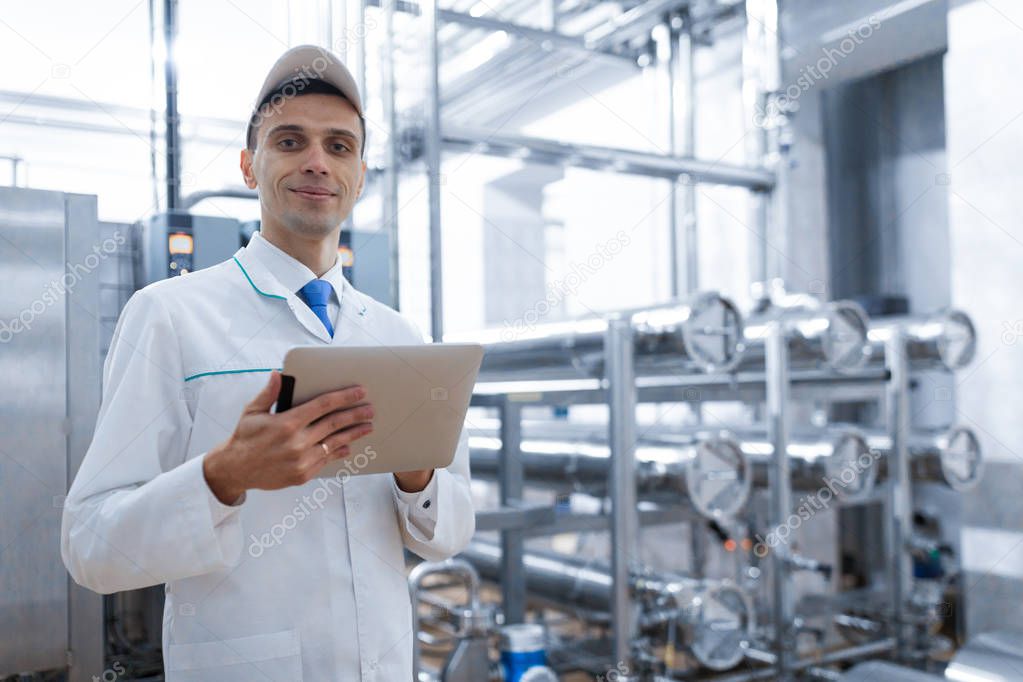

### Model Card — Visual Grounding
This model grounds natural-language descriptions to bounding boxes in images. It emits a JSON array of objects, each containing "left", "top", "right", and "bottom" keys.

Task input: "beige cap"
[{"left": 247, "top": 45, "right": 363, "bottom": 147}]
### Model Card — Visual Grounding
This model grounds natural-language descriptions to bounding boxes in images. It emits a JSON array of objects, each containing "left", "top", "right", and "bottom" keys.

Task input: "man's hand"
[{"left": 203, "top": 371, "right": 374, "bottom": 504}]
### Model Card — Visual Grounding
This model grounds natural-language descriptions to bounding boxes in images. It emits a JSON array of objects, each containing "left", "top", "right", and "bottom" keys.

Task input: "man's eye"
[
  {"left": 279, "top": 138, "right": 298, "bottom": 149},
  {"left": 331, "top": 143, "right": 349, "bottom": 153}
]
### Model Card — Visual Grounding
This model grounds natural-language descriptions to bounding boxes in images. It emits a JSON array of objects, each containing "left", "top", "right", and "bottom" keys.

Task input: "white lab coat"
[{"left": 61, "top": 234, "right": 475, "bottom": 681}]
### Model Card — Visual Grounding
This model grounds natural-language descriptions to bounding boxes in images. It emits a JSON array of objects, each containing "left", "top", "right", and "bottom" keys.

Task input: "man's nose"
[{"left": 300, "top": 145, "right": 330, "bottom": 175}]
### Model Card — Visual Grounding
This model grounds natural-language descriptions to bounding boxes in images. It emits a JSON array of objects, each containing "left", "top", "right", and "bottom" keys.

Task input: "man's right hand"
[{"left": 203, "top": 371, "right": 374, "bottom": 505}]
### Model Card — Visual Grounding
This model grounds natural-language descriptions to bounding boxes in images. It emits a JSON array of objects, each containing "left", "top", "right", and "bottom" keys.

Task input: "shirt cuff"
[
  {"left": 200, "top": 452, "right": 246, "bottom": 527},
  {"left": 393, "top": 471, "right": 439, "bottom": 516}
]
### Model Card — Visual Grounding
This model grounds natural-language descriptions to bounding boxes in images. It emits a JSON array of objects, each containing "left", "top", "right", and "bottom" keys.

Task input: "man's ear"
[
  {"left": 240, "top": 148, "right": 258, "bottom": 190},
  {"left": 355, "top": 160, "right": 367, "bottom": 198}
]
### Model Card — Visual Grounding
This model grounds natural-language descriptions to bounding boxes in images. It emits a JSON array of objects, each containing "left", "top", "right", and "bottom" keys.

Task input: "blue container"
[{"left": 499, "top": 624, "right": 548, "bottom": 682}]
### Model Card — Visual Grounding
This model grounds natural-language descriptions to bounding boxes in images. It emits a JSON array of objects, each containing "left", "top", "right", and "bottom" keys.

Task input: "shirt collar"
[{"left": 245, "top": 230, "right": 344, "bottom": 305}]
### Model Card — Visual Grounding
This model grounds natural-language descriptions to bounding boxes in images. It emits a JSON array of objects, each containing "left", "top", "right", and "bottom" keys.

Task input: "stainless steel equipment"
[
  {"left": 0, "top": 187, "right": 104, "bottom": 680},
  {"left": 140, "top": 211, "right": 240, "bottom": 285},
  {"left": 458, "top": 540, "right": 753, "bottom": 671},
  {"left": 737, "top": 428, "right": 877, "bottom": 502},
  {"left": 408, "top": 559, "right": 492, "bottom": 682},
  {"left": 870, "top": 426, "right": 984, "bottom": 492},
  {"left": 468, "top": 432, "right": 751, "bottom": 520},
  {"left": 945, "top": 630, "right": 1023, "bottom": 682},
  {"left": 868, "top": 310, "right": 977, "bottom": 371},
  {"left": 738, "top": 299, "right": 873, "bottom": 373},
  {"left": 839, "top": 661, "right": 944, "bottom": 681},
  {"left": 469, "top": 424, "right": 875, "bottom": 504},
  {"left": 462, "top": 292, "right": 744, "bottom": 381}
]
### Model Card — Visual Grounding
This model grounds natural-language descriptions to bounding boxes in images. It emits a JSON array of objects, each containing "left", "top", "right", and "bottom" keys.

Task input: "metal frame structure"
[
  {"left": 368, "top": 0, "right": 779, "bottom": 339},
  {"left": 361, "top": 1, "right": 977, "bottom": 678},
  {"left": 404, "top": 297, "right": 979, "bottom": 681}
]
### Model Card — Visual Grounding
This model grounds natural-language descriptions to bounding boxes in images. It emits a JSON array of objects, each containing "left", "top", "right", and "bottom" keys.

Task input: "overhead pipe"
[
  {"left": 180, "top": 187, "right": 257, "bottom": 209},
  {"left": 441, "top": 128, "right": 776, "bottom": 189}
]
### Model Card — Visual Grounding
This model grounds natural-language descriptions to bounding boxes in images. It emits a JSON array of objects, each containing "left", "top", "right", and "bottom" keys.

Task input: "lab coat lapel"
[
  {"left": 232, "top": 247, "right": 334, "bottom": 343},
  {"left": 332, "top": 274, "right": 373, "bottom": 346}
]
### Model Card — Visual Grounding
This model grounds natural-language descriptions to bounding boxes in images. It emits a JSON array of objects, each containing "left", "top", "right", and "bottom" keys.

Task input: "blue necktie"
[{"left": 298, "top": 279, "right": 334, "bottom": 337}]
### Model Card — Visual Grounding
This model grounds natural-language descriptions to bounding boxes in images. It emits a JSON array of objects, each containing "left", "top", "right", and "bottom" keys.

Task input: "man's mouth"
[{"left": 290, "top": 186, "right": 337, "bottom": 201}]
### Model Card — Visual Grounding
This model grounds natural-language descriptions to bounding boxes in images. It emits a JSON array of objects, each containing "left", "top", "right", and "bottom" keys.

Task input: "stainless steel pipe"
[
  {"left": 839, "top": 661, "right": 944, "bottom": 681},
  {"left": 869, "top": 426, "right": 983, "bottom": 492},
  {"left": 469, "top": 424, "right": 876, "bottom": 506},
  {"left": 458, "top": 539, "right": 753, "bottom": 671},
  {"left": 868, "top": 309, "right": 977, "bottom": 371},
  {"left": 457, "top": 292, "right": 744, "bottom": 381},
  {"left": 467, "top": 431, "right": 752, "bottom": 520},
  {"left": 737, "top": 300, "right": 872, "bottom": 373},
  {"left": 408, "top": 559, "right": 484, "bottom": 681},
  {"left": 737, "top": 428, "right": 877, "bottom": 502}
]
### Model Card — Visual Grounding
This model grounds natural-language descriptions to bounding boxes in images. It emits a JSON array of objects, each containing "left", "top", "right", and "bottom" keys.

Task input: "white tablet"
[{"left": 277, "top": 344, "right": 484, "bottom": 478}]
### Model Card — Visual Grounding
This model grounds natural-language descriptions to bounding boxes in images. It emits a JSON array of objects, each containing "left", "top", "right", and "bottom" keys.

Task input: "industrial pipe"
[
  {"left": 839, "top": 661, "right": 943, "bottom": 681},
  {"left": 736, "top": 428, "right": 877, "bottom": 502},
  {"left": 469, "top": 425, "right": 876, "bottom": 507},
  {"left": 737, "top": 300, "right": 872, "bottom": 373},
  {"left": 869, "top": 426, "right": 984, "bottom": 492},
  {"left": 467, "top": 432, "right": 752, "bottom": 520},
  {"left": 457, "top": 292, "right": 744, "bottom": 382},
  {"left": 868, "top": 309, "right": 977, "bottom": 371},
  {"left": 458, "top": 539, "right": 753, "bottom": 671},
  {"left": 408, "top": 559, "right": 484, "bottom": 681}
]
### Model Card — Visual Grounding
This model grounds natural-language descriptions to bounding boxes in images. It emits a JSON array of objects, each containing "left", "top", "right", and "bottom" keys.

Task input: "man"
[{"left": 61, "top": 46, "right": 475, "bottom": 681}]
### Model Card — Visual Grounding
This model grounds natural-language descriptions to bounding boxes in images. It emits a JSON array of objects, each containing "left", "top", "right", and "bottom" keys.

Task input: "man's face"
[{"left": 240, "top": 93, "right": 366, "bottom": 238}]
